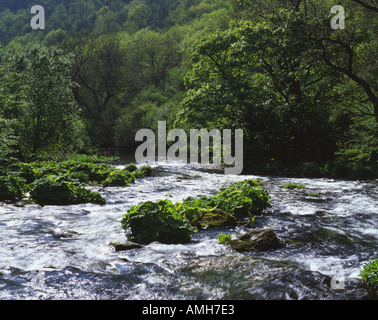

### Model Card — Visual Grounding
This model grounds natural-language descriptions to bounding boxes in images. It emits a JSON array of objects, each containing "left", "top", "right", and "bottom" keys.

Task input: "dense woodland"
[{"left": 0, "top": 0, "right": 377, "bottom": 178}]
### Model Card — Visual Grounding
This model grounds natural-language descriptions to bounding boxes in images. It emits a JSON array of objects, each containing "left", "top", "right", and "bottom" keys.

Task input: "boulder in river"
[
  {"left": 229, "top": 228, "right": 282, "bottom": 252},
  {"left": 197, "top": 209, "right": 238, "bottom": 229},
  {"left": 110, "top": 241, "right": 143, "bottom": 252}
]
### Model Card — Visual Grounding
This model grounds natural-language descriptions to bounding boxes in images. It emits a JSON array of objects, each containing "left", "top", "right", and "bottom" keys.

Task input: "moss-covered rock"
[
  {"left": 229, "top": 228, "right": 282, "bottom": 252},
  {"left": 110, "top": 241, "right": 143, "bottom": 252},
  {"left": 124, "top": 163, "right": 138, "bottom": 172},
  {"left": 194, "top": 209, "right": 238, "bottom": 229}
]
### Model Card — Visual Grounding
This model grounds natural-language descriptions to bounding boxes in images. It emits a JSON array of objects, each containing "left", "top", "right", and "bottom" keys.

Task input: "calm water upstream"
[{"left": 0, "top": 161, "right": 377, "bottom": 300}]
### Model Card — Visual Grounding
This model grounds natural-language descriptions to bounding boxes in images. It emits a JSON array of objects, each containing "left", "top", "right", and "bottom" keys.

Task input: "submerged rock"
[
  {"left": 229, "top": 228, "right": 282, "bottom": 252},
  {"left": 110, "top": 242, "right": 143, "bottom": 252}
]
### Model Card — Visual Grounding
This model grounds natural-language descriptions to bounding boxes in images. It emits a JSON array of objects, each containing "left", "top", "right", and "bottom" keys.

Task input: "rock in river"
[
  {"left": 110, "top": 242, "right": 143, "bottom": 252},
  {"left": 229, "top": 228, "right": 282, "bottom": 252},
  {"left": 198, "top": 209, "right": 238, "bottom": 229}
]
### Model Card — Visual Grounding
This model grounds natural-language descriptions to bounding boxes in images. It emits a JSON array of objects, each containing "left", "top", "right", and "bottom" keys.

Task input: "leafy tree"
[
  {"left": 180, "top": 10, "right": 340, "bottom": 163},
  {"left": 69, "top": 34, "right": 137, "bottom": 147},
  {"left": 0, "top": 45, "right": 86, "bottom": 160}
]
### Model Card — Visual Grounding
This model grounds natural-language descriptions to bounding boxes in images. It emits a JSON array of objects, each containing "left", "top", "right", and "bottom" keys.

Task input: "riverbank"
[{"left": 243, "top": 160, "right": 378, "bottom": 181}]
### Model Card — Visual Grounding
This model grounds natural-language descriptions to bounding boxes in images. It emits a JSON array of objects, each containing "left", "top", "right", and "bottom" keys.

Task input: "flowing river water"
[{"left": 0, "top": 161, "right": 377, "bottom": 300}]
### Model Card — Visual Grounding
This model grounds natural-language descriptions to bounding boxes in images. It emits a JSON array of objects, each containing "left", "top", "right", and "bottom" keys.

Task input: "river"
[{"left": 0, "top": 161, "right": 377, "bottom": 300}]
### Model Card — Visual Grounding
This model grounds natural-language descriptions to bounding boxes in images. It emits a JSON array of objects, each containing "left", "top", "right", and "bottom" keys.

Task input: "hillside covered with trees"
[{"left": 1, "top": 0, "right": 377, "bottom": 178}]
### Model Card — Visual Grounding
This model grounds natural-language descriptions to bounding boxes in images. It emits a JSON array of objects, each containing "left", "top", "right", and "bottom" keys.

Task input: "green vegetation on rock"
[
  {"left": 121, "top": 179, "right": 270, "bottom": 244},
  {"left": 29, "top": 175, "right": 106, "bottom": 206},
  {"left": 121, "top": 199, "right": 196, "bottom": 244},
  {"left": 218, "top": 233, "right": 232, "bottom": 245},
  {"left": 283, "top": 183, "right": 306, "bottom": 190},
  {"left": 360, "top": 258, "right": 378, "bottom": 295}
]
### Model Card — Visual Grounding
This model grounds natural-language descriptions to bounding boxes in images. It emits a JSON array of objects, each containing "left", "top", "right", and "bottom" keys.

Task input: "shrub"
[
  {"left": 0, "top": 175, "right": 25, "bottom": 201},
  {"left": 29, "top": 176, "right": 106, "bottom": 206},
  {"left": 209, "top": 179, "right": 271, "bottom": 219},
  {"left": 175, "top": 195, "right": 213, "bottom": 223},
  {"left": 218, "top": 233, "right": 232, "bottom": 245},
  {"left": 283, "top": 183, "right": 306, "bottom": 189},
  {"left": 124, "top": 163, "right": 138, "bottom": 172},
  {"left": 15, "top": 163, "right": 41, "bottom": 184},
  {"left": 301, "top": 162, "right": 321, "bottom": 177},
  {"left": 132, "top": 165, "right": 153, "bottom": 179},
  {"left": 60, "top": 162, "right": 115, "bottom": 183},
  {"left": 121, "top": 200, "right": 197, "bottom": 244},
  {"left": 103, "top": 170, "right": 135, "bottom": 187},
  {"left": 360, "top": 258, "right": 378, "bottom": 294},
  {"left": 65, "top": 171, "right": 91, "bottom": 185}
]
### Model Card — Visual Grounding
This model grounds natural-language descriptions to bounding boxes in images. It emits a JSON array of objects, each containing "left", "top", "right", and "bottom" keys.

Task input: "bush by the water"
[
  {"left": 29, "top": 175, "right": 106, "bottom": 206},
  {"left": 209, "top": 179, "right": 270, "bottom": 219},
  {"left": 103, "top": 170, "right": 135, "bottom": 187},
  {"left": 218, "top": 233, "right": 232, "bottom": 245},
  {"left": 360, "top": 258, "right": 378, "bottom": 294},
  {"left": 0, "top": 175, "right": 25, "bottom": 201},
  {"left": 132, "top": 165, "right": 153, "bottom": 179},
  {"left": 124, "top": 163, "right": 138, "bottom": 172},
  {"left": 121, "top": 199, "right": 196, "bottom": 244},
  {"left": 122, "top": 179, "right": 270, "bottom": 244}
]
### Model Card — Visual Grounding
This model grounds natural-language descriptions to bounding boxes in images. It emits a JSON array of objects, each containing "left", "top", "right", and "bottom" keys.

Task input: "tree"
[
  {"left": 69, "top": 34, "right": 137, "bottom": 147},
  {"left": 0, "top": 45, "right": 86, "bottom": 160},
  {"left": 131, "top": 28, "right": 182, "bottom": 88},
  {"left": 180, "top": 10, "right": 341, "bottom": 163}
]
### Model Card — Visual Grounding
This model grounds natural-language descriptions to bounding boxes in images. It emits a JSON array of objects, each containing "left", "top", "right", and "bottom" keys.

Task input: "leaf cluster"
[
  {"left": 218, "top": 233, "right": 232, "bottom": 245},
  {"left": 0, "top": 175, "right": 25, "bottom": 202},
  {"left": 0, "top": 157, "right": 153, "bottom": 203},
  {"left": 29, "top": 175, "right": 106, "bottom": 206},
  {"left": 121, "top": 199, "right": 196, "bottom": 244},
  {"left": 360, "top": 258, "right": 378, "bottom": 294}
]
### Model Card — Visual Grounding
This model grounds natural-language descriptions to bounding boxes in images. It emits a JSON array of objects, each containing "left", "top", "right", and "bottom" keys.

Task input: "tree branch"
[{"left": 351, "top": 0, "right": 378, "bottom": 12}]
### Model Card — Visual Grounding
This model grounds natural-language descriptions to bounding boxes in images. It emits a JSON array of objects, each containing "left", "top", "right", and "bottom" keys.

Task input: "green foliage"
[
  {"left": 283, "top": 183, "right": 306, "bottom": 190},
  {"left": 132, "top": 165, "right": 153, "bottom": 179},
  {"left": 360, "top": 258, "right": 378, "bottom": 294},
  {"left": 121, "top": 179, "right": 270, "bottom": 243},
  {"left": 300, "top": 162, "right": 322, "bottom": 178},
  {"left": 0, "top": 45, "right": 87, "bottom": 160},
  {"left": 218, "top": 233, "right": 232, "bottom": 245},
  {"left": 175, "top": 195, "right": 213, "bottom": 223},
  {"left": 176, "top": 180, "right": 269, "bottom": 223},
  {"left": 29, "top": 175, "right": 106, "bottom": 206},
  {"left": 0, "top": 118, "right": 18, "bottom": 166},
  {"left": 1, "top": 0, "right": 376, "bottom": 175},
  {"left": 209, "top": 179, "right": 270, "bottom": 219},
  {"left": 124, "top": 163, "right": 138, "bottom": 172},
  {"left": 103, "top": 170, "right": 135, "bottom": 187},
  {"left": 0, "top": 175, "right": 25, "bottom": 202},
  {"left": 121, "top": 199, "right": 197, "bottom": 244}
]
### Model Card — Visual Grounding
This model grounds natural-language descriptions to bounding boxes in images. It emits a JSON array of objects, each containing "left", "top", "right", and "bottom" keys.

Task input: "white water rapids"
[{"left": 0, "top": 161, "right": 377, "bottom": 300}]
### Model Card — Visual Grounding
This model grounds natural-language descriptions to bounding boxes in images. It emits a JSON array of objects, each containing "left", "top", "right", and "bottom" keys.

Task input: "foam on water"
[{"left": 0, "top": 161, "right": 377, "bottom": 299}]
